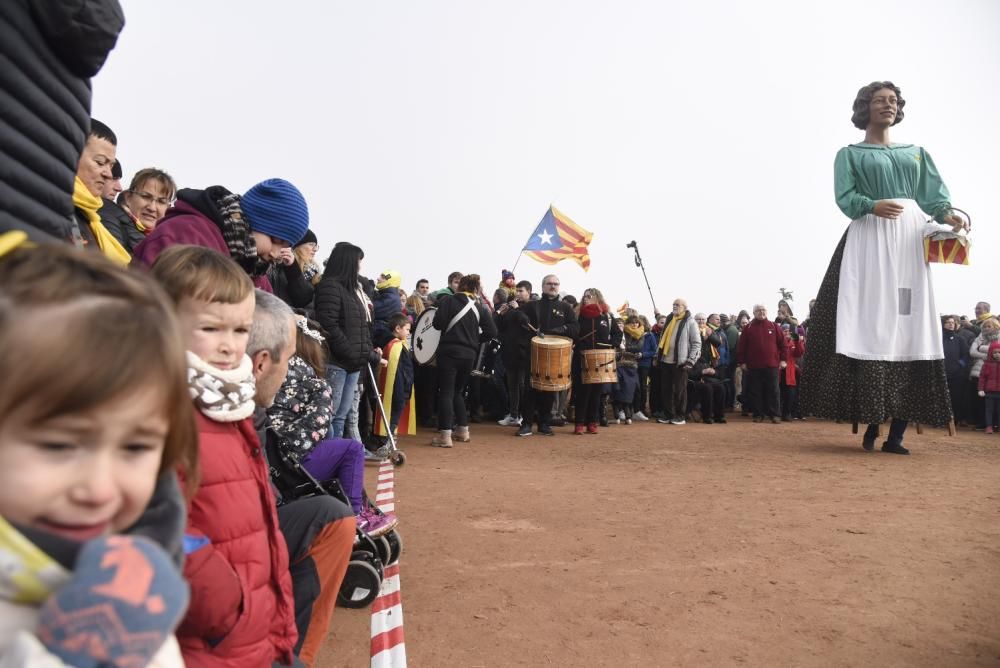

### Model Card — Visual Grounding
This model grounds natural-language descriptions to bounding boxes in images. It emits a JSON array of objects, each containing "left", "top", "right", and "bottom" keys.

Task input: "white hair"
[{"left": 248, "top": 289, "right": 294, "bottom": 359}]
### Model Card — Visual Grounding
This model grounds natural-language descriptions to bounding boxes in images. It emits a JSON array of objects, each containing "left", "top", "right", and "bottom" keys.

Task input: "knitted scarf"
[
  {"left": 658, "top": 310, "right": 686, "bottom": 359},
  {"left": 211, "top": 189, "right": 269, "bottom": 278},
  {"left": 624, "top": 323, "right": 645, "bottom": 340},
  {"left": 186, "top": 352, "right": 256, "bottom": 422},
  {"left": 72, "top": 177, "right": 130, "bottom": 265}
]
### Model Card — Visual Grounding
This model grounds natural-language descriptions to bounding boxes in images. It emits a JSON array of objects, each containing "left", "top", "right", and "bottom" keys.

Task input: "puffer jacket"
[
  {"left": 970, "top": 331, "right": 998, "bottom": 378},
  {"left": 0, "top": 0, "right": 124, "bottom": 241},
  {"left": 658, "top": 312, "right": 702, "bottom": 367},
  {"left": 179, "top": 413, "right": 297, "bottom": 667},
  {"left": 100, "top": 198, "right": 146, "bottom": 253},
  {"left": 978, "top": 342, "right": 1000, "bottom": 394},
  {"left": 315, "top": 278, "right": 373, "bottom": 372},
  {"left": 267, "top": 356, "right": 332, "bottom": 454}
]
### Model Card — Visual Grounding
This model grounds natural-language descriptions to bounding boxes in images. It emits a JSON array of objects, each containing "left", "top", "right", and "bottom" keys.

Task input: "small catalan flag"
[{"left": 520, "top": 206, "right": 593, "bottom": 271}]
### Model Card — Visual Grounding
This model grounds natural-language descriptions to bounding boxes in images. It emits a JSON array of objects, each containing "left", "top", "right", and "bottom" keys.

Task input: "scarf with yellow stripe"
[
  {"left": 0, "top": 517, "right": 69, "bottom": 606},
  {"left": 72, "top": 177, "right": 131, "bottom": 265}
]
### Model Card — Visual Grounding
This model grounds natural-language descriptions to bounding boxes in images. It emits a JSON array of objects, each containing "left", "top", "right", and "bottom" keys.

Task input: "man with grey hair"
[
  {"left": 736, "top": 303, "right": 786, "bottom": 424},
  {"left": 249, "top": 289, "right": 357, "bottom": 665},
  {"left": 655, "top": 298, "right": 701, "bottom": 425}
]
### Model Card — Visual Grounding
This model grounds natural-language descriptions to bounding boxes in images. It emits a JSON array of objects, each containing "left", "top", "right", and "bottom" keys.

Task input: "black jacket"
[
  {"left": 943, "top": 329, "right": 970, "bottom": 379},
  {"left": 0, "top": 0, "right": 124, "bottom": 241},
  {"left": 314, "top": 278, "right": 373, "bottom": 372},
  {"left": 268, "top": 261, "right": 315, "bottom": 310},
  {"left": 522, "top": 295, "right": 579, "bottom": 339},
  {"left": 575, "top": 308, "right": 621, "bottom": 352},
  {"left": 497, "top": 301, "right": 534, "bottom": 367},
  {"left": 432, "top": 293, "right": 497, "bottom": 361},
  {"left": 100, "top": 198, "right": 145, "bottom": 253}
]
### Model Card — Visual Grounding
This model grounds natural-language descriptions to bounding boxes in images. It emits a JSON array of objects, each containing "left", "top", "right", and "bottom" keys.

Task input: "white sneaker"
[
  {"left": 633, "top": 411, "right": 649, "bottom": 422},
  {"left": 616, "top": 410, "right": 626, "bottom": 422},
  {"left": 626, "top": 418, "right": 632, "bottom": 425},
  {"left": 670, "top": 418, "right": 686, "bottom": 425},
  {"left": 497, "top": 414, "right": 521, "bottom": 426}
]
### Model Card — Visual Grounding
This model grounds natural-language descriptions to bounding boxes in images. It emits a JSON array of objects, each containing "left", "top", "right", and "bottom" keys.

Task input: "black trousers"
[
  {"left": 634, "top": 367, "right": 651, "bottom": 414},
  {"left": 747, "top": 367, "right": 780, "bottom": 417},
  {"left": 277, "top": 495, "right": 353, "bottom": 658},
  {"left": 522, "top": 387, "right": 556, "bottom": 428},
  {"left": 506, "top": 363, "right": 529, "bottom": 418},
  {"left": 688, "top": 381, "right": 726, "bottom": 420},
  {"left": 436, "top": 354, "right": 474, "bottom": 431},
  {"left": 573, "top": 381, "right": 602, "bottom": 425},
  {"left": 659, "top": 363, "right": 688, "bottom": 420}
]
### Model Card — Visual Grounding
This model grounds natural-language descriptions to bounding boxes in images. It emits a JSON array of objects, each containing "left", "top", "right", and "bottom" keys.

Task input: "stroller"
[
  {"left": 266, "top": 433, "right": 402, "bottom": 609},
  {"left": 362, "top": 360, "right": 407, "bottom": 467}
]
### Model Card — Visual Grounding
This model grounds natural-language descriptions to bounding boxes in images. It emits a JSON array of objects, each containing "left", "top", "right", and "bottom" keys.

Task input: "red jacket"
[
  {"left": 179, "top": 412, "right": 297, "bottom": 667},
  {"left": 979, "top": 343, "right": 1000, "bottom": 393},
  {"left": 131, "top": 200, "right": 273, "bottom": 292},
  {"left": 780, "top": 336, "right": 805, "bottom": 385},
  {"left": 736, "top": 318, "right": 784, "bottom": 369}
]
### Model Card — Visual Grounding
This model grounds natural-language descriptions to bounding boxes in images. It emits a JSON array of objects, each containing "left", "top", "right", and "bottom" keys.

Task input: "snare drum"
[
  {"left": 470, "top": 338, "right": 502, "bottom": 378},
  {"left": 410, "top": 307, "right": 440, "bottom": 365},
  {"left": 529, "top": 335, "right": 573, "bottom": 391},
  {"left": 580, "top": 348, "right": 617, "bottom": 384}
]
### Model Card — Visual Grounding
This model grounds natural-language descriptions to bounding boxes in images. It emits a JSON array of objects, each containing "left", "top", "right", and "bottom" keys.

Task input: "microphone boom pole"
[{"left": 626, "top": 240, "right": 657, "bottom": 314}]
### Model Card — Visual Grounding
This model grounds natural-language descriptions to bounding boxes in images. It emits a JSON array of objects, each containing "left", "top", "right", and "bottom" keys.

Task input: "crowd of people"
[{"left": 0, "top": 4, "right": 995, "bottom": 666}]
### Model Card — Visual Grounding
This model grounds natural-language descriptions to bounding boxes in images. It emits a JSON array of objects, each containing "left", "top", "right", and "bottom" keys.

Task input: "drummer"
[
  {"left": 572, "top": 288, "right": 622, "bottom": 435},
  {"left": 429, "top": 273, "right": 497, "bottom": 448},
  {"left": 517, "top": 274, "right": 579, "bottom": 437}
]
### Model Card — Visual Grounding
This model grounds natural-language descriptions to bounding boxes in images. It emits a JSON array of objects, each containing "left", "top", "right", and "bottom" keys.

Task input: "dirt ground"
[{"left": 320, "top": 415, "right": 1000, "bottom": 667}]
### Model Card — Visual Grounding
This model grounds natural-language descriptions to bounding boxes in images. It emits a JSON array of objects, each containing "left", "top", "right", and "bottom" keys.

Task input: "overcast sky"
[{"left": 94, "top": 0, "right": 998, "bottom": 319}]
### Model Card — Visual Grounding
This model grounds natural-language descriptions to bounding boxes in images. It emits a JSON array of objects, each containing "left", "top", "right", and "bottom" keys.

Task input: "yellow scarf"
[
  {"left": 72, "top": 177, "right": 131, "bottom": 265},
  {"left": 657, "top": 310, "right": 686, "bottom": 359},
  {"left": 624, "top": 323, "right": 644, "bottom": 340}
]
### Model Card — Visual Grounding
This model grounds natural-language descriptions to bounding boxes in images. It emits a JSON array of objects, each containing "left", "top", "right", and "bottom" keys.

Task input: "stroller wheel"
[
  {"left": 385, "top": 529, "right": 403, "bottom": 565},
  {"left": 374, "top": 534, "right": 392, "bottom": 566},
  {"left": 391, "top": 451, "right": 406, "bottom": 467},
  {"left": 337, "top": 560, "right": 381, "bottom": 608},
  {"left": 352, "top": 549, "right": 384, "bottom": 580}
]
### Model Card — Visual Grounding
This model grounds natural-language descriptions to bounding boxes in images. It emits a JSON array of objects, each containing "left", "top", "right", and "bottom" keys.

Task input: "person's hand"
[
  {"left": 740, "top": 364, "right": 747, "bottom": 371},
  {"left": 683, "top": 362, "right": 693, "bottom": 371},
  {"left": 498, "top": 303, "right": 510, "bottom": 314},
  {"left": 37, "top": 536, "right": 189, "bottom": 668},
  {"left": 943, "top": 212, "right": 969, "bottom": 233},
  {"left": 979, "top": 390, "right": 986, "bottom": 397},
  {"left": 780, "top": 361, "right": 788, "bottom": 369},
  {"left": 380, "top": 358, "right": 389, "bottom": 367},
  {"left": 703, "top": 367, "right": 715, "bottom": 376},
  {"left": 276, "top": 247, "right": 295, "bottom": 266},
  {"left": 872, "top": 200, "right": 905, "bottom": 219}
]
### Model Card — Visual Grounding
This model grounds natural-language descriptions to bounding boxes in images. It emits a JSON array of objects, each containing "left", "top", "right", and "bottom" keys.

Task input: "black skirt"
[{"left": 799, "top": 232, "right": 953, "bottom": 427}]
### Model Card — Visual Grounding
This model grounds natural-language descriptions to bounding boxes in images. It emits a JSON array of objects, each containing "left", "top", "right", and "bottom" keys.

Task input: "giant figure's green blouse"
[{"left": 834, "top": 143, "right": 951, "bottom": 221}]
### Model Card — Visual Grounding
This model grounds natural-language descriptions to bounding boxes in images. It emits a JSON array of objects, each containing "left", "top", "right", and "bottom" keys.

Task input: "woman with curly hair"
[{"left": 801, "top": 81, "right": 966, "bottom": 454}]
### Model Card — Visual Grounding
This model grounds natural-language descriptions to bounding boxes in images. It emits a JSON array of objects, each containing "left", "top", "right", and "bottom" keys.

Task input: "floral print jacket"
[{"left": 267, "top": 356, "right": 332, "bottom": 453}]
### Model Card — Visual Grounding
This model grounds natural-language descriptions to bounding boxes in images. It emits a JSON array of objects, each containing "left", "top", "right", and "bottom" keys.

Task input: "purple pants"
[{"left": 301, "top": 438, "right": 365, "bottom": 514}]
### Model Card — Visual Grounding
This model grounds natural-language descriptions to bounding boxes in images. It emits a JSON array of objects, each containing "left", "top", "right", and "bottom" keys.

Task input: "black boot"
[
  {"left": 881, "top": 418, "right": 910, "bottom": 455},
  {"left": 862, "top": 423, "right": 878, "bottom": 451}
]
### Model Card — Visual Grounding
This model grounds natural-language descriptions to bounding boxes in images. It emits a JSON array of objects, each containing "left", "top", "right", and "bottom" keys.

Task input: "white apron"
[{"left": 836, "top": 199, "right": 942, "bottom": 361}]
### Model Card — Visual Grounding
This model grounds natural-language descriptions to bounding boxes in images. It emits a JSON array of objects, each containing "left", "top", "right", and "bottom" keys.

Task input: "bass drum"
[{"left": 411, "top": 307, "right": 440, "bottom": 366}]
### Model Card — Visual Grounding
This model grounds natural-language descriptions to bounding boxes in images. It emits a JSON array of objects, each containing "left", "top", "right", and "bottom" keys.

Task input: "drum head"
[{"left": 411, "top": 308, "right": 440, "bottom": 365}]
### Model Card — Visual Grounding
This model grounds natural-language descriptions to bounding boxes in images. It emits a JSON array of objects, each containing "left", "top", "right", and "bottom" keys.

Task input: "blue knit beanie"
[{"left": 241, "top": 178, "right": 309, "bottom": 245}]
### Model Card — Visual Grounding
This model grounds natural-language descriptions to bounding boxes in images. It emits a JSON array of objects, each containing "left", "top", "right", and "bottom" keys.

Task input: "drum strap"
[{"left": 445, "top": 300, "right": 480, "bottom": 334}]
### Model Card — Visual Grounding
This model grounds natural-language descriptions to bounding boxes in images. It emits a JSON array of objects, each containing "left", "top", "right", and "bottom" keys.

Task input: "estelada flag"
[
  {"left": 374, "top": 337, "right": 416, "bottom": 436},
  {"left": 521, "top": 205, "right": 593, "bottom": 271}
]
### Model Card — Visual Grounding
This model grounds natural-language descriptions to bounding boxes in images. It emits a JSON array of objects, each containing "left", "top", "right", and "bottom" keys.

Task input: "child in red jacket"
[
  {"left": 152, "top": 246, "right": 299, "bottom": 667},
  {"left": 978, "top": 341, "right": 1000, "bottom": 434},
  {"left": 779, "top": 324, "right": 806, "bottom": 421}
]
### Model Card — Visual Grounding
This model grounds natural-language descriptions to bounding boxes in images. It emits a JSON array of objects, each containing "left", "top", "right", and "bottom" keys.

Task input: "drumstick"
[{"left": 528, "top": 323, "right": 545, "bottom": 339}]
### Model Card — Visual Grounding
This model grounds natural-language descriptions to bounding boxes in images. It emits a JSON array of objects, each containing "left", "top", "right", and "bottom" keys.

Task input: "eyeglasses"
[
  {"left": 130, "top": 190, "right": 174, "bottom": 207},
  {"left": 544, "top": 282, "right": 560, "bottom": 287}
]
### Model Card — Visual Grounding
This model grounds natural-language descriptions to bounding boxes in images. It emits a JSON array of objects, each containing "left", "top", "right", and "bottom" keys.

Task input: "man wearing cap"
[{"left": 132, "top": 178, "right": 309, "bottom": 291}]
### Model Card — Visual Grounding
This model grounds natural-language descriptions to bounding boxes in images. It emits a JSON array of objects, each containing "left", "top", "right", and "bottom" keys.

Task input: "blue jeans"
[{"left": 325, "top": 364, "right": 360, "bottom": 438}]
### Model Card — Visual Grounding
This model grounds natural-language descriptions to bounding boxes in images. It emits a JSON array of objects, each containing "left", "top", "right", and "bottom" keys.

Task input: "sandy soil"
[{"left": 319, "top": 415, "right": 1000, "bottom": 667}]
